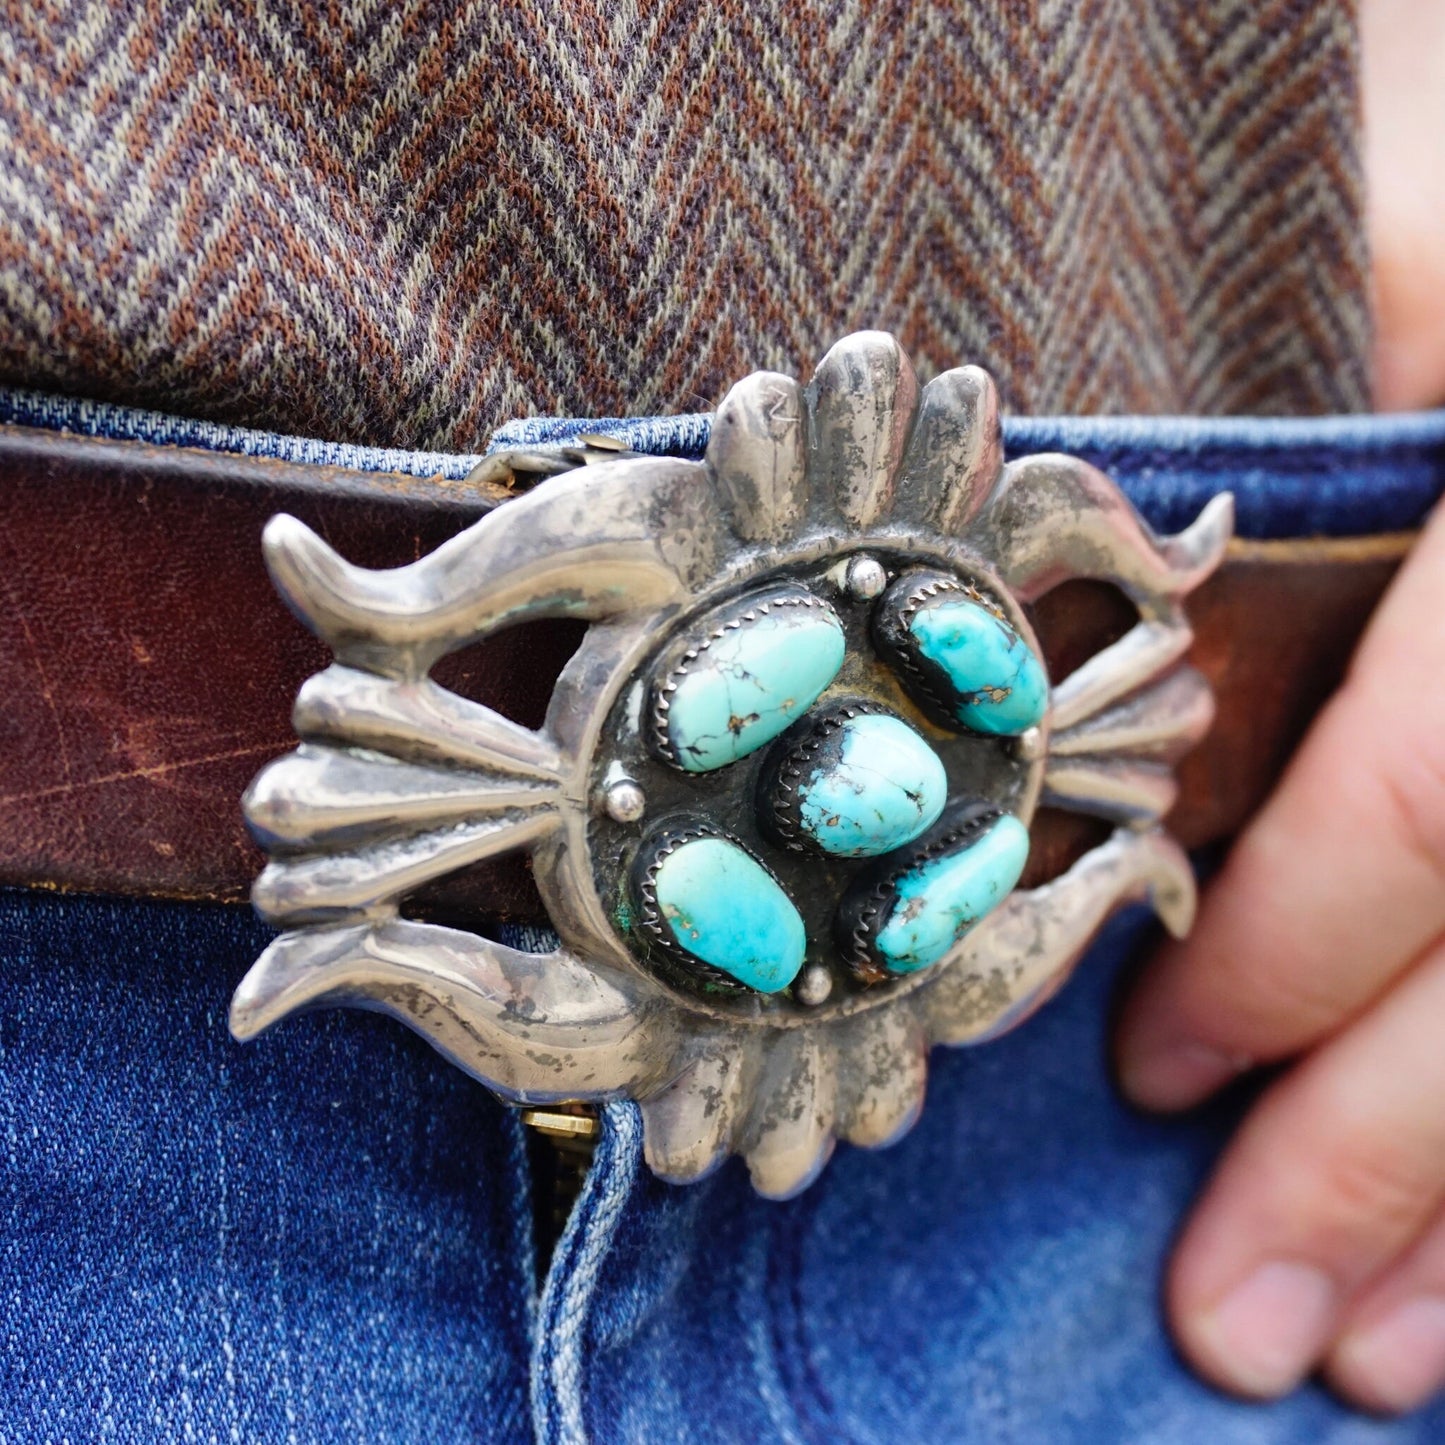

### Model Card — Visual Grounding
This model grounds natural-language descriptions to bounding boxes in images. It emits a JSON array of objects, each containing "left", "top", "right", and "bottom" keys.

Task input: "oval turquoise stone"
[
  {"left": 796, "top": 713, "right": 947, "bottom": 857},
  {"left": 874, "top": 814, "right": 1031, "bottom": 973},
  {"left": 908, "top": 598, "right": 1048, "bottom": 735},
  {"left": 652, "top": 837, "right": 807, "bottom": 992},
  {"left": 662, "top": 602, "right": 846, "bottom": 772}
]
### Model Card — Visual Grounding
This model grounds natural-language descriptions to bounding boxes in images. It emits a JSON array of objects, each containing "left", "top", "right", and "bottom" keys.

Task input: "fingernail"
[
  {"left": 1195, "top": 1261, "right": 1337, "bottom": 1397},
  {"left": 1119, "top": 1038, "right": 1251, "bottom": 1112},
  {"left": 1336, "top": 1298, "right": 1445, "bottom": 1413}
]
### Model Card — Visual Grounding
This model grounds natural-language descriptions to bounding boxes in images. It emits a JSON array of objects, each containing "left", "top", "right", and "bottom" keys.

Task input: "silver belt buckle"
[{"left": 230, "top": 332, "right": 1232, "bottom": 1198}]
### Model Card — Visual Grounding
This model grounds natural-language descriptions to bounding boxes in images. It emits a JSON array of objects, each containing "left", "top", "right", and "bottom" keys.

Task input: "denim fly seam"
[
  {"left": 745, "top": 1189, "right": 839, "bottom": 1445},
  {"left": 531, "top": 1102, "right": 645, "bottom": 1445}
]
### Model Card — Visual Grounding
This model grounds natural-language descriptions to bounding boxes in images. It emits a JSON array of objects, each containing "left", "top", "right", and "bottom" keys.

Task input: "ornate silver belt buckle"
[{"left": 231, "top": 332, "right": 1233, "bottom": 1198}]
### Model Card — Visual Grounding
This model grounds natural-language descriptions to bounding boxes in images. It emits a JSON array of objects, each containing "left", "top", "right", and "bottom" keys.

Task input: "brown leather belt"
[{"left": 0, "top": 423, "right": 1413, "bottom": 922}]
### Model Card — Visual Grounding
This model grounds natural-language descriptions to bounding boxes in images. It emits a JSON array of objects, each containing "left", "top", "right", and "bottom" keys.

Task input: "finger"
[
  {"left": 1166, "top": 934, "right": 1445, "bottom": 1399},
  {"left": 1327, "top": 1206, "right": 1445, "bottom": 1415},
  {"left": 1116, "top": 503, "right": 1445, "bottom": 1111}
]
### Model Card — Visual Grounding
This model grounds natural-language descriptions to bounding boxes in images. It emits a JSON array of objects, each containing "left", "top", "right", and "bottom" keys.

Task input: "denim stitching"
[
  {"left": 738, "top": 1222, "right": 811, "bottom": 1445},
  {"left": 767, "top": 1187, "right": 867, "bottom": 1445}
]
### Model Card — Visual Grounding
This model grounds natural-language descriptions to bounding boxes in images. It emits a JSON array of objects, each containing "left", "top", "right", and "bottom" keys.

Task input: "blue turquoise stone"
[
  {"left": 664, "top": 602, "right": 846, "bottom": 772},
  {"left": 908, "top": 598, "right": 1048, "bottom": 735},
  {"left": 652, "top": 837, "right": 807, "bottom": 992},
  {"left": 796, "top": 713, "right": 947, "bottom": 857},
  {"left": 874, "top": 814, "right": 1031, "bottom": 973}
]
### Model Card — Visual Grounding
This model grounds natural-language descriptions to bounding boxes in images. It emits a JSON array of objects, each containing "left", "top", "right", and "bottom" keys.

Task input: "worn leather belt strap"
[{"left": 0, "top": 423, "right": 1413, "bottom": 922}]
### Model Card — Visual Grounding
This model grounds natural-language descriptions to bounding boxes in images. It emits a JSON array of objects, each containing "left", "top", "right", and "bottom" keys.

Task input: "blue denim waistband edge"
[{"left": 3, "top": 385, "right": 1443, "bottom": 540}]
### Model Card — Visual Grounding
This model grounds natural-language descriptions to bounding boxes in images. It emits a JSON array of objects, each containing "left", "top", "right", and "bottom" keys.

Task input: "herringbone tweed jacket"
[{"left": 1, "top": 0, "right": 1369, "bottom": 445}]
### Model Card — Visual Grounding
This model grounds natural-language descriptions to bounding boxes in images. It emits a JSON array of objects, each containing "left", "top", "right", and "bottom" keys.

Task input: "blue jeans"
[{"left": 3, "top": 390, "right": 1444, "bottom": 1443}]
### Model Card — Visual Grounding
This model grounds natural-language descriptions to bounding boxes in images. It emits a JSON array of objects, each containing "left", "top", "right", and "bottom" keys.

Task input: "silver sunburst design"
[{"left": 230, "top": 332, "right": 1232, "bottom": 1198}]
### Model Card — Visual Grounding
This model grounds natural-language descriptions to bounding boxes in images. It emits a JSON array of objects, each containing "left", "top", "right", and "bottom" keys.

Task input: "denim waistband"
[{"left": 3, "top": 386, "right": 1443, "bottom": 541}]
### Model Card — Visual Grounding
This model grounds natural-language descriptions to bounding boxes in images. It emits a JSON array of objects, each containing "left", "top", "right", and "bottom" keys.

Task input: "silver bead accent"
[
  {"left": 845, "top": 554, "right": 888, "bottom": 601},
  {"left": 604, "top": 778, "right": 647, "bottom": 824},
  {"left": 794, "top": 964, "right": 833, "bottom": 1007}
]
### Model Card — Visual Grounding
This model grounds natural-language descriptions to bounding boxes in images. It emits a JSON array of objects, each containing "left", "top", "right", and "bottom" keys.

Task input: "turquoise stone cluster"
[{"left": 635, "top": 568, "right": 1047, "bottom": 996}]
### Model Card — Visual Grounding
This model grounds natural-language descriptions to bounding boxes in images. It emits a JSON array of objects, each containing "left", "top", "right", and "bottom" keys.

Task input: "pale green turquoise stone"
[
  {"left": 653, "top": 837, "right": 807, "bottom": 992},
  {"left": 665, "top": 606, "right": 846, "bottom": 772},
  {"left": 797, "top": 714, "right": 947, "bottom": 857},
  {"left": 908, "top": 599, "right": 1048, "bottom": 735},
  {"left": 874, "top": 814, "right": 1031, "bottom": 973}
]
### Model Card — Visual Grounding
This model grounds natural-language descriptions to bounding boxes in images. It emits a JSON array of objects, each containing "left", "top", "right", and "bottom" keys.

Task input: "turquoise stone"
[
  {"left": 796, "top": 713, "right": 947, "bottom": 857},
  {"left": 663, "top": 603, "right": 845, "bottom": 772},
  {"left": 652, "top": 837, "right": 807, "bottom": 992},
  {"left": 908, "top": 598, "right": 1048, "bottom": 735},
  {"left": 874, "top": 814, "right": 1030, "bottom": 973}
]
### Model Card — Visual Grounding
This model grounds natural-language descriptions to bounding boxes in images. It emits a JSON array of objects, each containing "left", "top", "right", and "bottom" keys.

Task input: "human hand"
[
  {"left": 1113, "top": 0, "right": 1445, "bottom": 1414},
  {"left": 1115, "top": 498, "right": 1445, "bottom": 1411}
]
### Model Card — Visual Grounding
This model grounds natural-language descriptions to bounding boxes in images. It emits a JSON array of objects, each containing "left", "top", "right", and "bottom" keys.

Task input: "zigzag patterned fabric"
[{"left": 0, "top": 0, "right": 1371, "bottom": 450}]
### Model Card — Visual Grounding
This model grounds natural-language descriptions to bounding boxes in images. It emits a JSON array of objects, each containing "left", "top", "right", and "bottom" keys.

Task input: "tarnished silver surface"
[{"left": 230, "top": 332, "right": 1233, "bottom": 1198}]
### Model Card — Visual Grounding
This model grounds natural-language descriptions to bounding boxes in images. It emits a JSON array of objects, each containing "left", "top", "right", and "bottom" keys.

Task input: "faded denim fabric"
[
  {"left": 3, "top": 392, "right": 1445, "bottom": 1442},
  {"left": 0, "top": 891, "right": 535, "bottom": 1444},
  {"left": 533, "top": 914, "right": 1445, "bottom": 1445}
]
